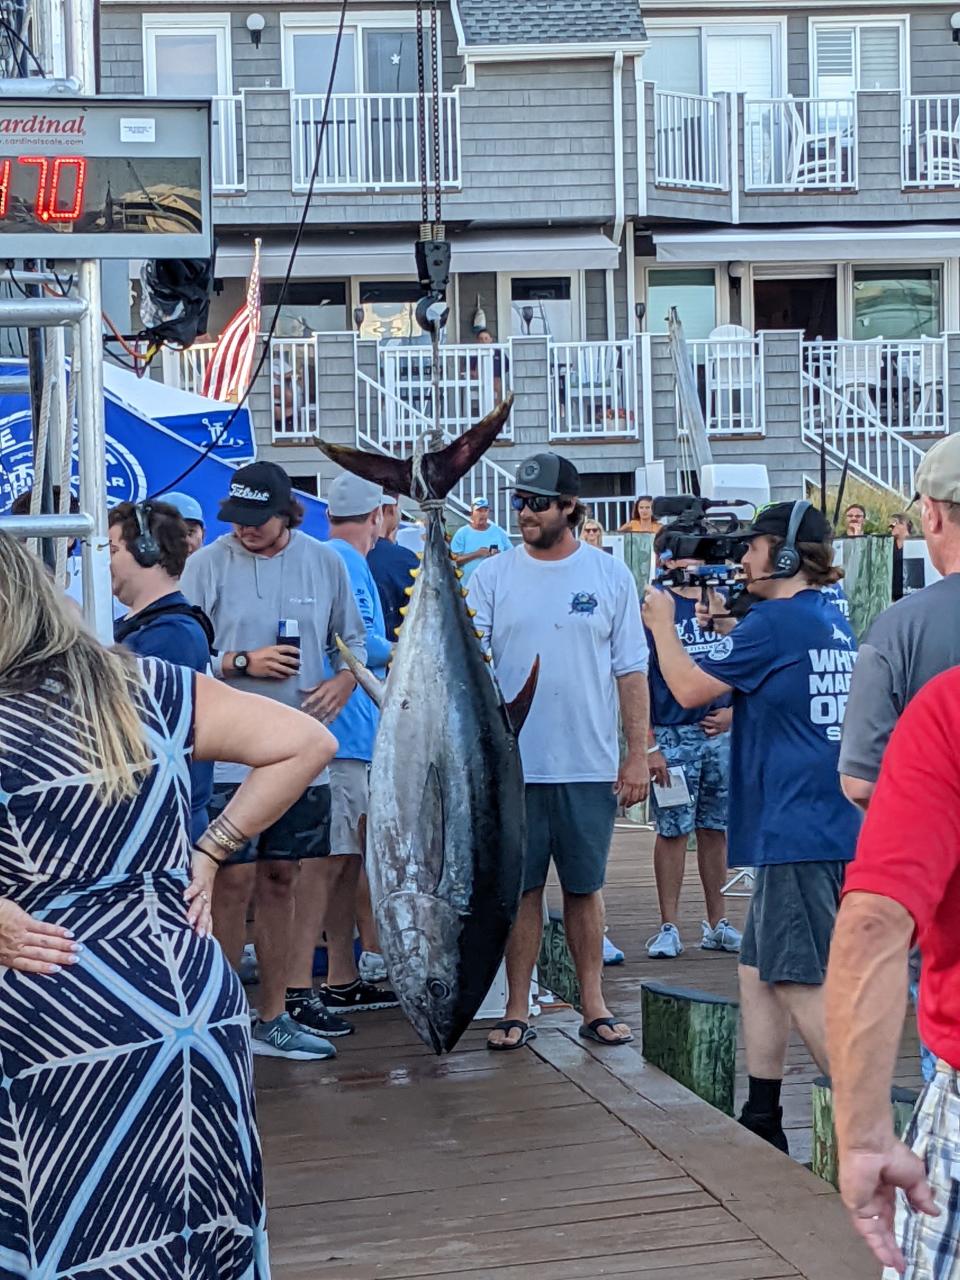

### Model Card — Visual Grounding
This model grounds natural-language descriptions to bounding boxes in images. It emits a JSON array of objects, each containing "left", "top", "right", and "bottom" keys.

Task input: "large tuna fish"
[{"left": 320, "top": 405, "right": 537, "bottom": 1053}]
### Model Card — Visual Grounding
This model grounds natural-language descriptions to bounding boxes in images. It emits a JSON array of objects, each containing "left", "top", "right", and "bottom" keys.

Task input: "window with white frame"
[
  {"left": 143, "top": 14, "right": 231, "bottom": 98},
  {"left": 643, "top": 24, "right": 782, "bottom": 99},
  {"left": 811, "top": 21, "right": 906, "bottom": 98},
  {"left": 281, "top": 13, "right": 437, "bottom": 97}
]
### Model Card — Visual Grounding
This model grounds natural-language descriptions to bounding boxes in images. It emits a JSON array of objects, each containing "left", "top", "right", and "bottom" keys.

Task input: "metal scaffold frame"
[{"left": 0, "top": 0, "right": 113, "bottom": 642}]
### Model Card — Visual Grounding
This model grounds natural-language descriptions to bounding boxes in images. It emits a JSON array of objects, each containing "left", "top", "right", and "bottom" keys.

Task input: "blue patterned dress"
[{"left": 0, "top": 659, "right": 269, "bottom": 1279}]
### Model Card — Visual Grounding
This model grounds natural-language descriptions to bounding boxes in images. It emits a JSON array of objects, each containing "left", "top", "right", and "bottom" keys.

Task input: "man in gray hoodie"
[{"left": 182, "top": 461, "right": 366, "bottom": 1061}]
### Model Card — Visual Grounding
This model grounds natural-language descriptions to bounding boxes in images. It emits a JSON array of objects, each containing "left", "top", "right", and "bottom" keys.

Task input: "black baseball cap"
[
  {"left": 740, "top": 501, "right": 833, "bottom": 545},
  {"left": 219, "top": 461, "right": 292, "bottom": 527},
  {"left": 510, "top": 453, "right": 581, "bottom": 498}
]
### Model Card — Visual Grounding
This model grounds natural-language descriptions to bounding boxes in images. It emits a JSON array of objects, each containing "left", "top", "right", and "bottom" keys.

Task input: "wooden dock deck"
[{"left": 254, "top": 824, "right": 899, "bottom": 1279}]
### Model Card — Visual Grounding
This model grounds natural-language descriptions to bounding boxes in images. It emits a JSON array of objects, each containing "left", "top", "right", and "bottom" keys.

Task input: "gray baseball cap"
[
  {"left": 914, "top": 434, "right": 960, "bottom": 504},
  {"left": 326, "top": 473, "right": 384, "bottom": 517},
  {"left": 510, "top": 453, "right": 581, "bottom": 498}
]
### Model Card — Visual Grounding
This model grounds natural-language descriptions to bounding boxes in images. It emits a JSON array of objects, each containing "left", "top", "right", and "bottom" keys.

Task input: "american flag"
[{"left": 201, "top": 237, "right": 262, "bottom": 402}]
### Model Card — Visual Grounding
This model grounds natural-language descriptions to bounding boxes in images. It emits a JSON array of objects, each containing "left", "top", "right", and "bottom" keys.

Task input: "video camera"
[{"left": 652, "top": 495, "right": 755, "bottom": 620}]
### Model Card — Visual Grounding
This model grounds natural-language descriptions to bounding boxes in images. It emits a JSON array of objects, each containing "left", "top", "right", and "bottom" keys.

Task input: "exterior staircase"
[{"left": 356, "top": 369, "right": 517, "bottom": 529}]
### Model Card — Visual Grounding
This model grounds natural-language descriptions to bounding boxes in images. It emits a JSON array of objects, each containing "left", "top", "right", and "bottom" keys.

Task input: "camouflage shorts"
[{"left": 650, "top": 723, "right": 730, "bottom": 838}]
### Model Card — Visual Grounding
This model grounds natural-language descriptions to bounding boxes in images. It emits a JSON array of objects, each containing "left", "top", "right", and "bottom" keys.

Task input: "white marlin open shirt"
[{"left": 468, "top": 542, "right": 648, "bottom": 783}]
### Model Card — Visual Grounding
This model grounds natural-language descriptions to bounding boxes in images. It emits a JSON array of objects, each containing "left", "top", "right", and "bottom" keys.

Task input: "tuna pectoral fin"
[
  {"left": 318, "top": 443, "right": 414, "bottom": 497},
  {"left": 334, "top": 635, "right": 385, "bottom": 707},
  {"left": 422, "top": 399, "right": 513, "bottom": 499},
  {"left": 504, "top": 656, "right": 540, "bottom": 737},
  {"left": 418, "top": 764, "right": 445, "bottom": 894}
]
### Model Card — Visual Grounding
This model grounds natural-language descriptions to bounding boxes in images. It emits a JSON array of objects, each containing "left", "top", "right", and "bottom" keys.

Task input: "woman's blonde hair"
[
  {"left": 581, "top": 519, "right": 605, "bottom": 545},
  {"left": 0, "top": 532, "right": 151, "bottom": 802}
]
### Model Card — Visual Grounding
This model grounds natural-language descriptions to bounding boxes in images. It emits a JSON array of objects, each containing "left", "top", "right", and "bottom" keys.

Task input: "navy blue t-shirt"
[
  {"left": 696, "top": 589, "right": 861, "bottom": 867},
  {"left": 114, "top": 591, "right": 213, "bottom": 840},
  {"left": 645, "top": 591, "right": 733, "bottom": 726},
  {"left": 368, "top": 536, "right": 419, "bottom": 641}
]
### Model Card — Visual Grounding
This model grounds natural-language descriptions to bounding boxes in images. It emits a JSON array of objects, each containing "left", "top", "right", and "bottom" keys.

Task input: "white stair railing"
[
  {"left": 356, "top": 370, "right": 516, "bottom": 529},
  {"left": 801, "top": 341, "right": 936, "bottom": 498}
]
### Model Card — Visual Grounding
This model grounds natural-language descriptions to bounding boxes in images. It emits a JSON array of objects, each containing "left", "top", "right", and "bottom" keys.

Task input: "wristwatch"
[{"left": 233, "top": 651, "right": 250, "bottom": 674}]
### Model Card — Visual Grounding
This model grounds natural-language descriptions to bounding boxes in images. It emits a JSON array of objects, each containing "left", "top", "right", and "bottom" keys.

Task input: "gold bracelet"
[{"left": 201, "top": 818, "right": 248, "bottom": 857}]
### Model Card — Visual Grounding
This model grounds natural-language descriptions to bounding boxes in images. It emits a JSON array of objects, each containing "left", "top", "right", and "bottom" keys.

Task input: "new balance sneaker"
[
  {"left": 251, "top": 1013, "right": 337, "bottom": 1060},
  {"left": 646, "top": 923, "right": 684, "bottom": 959},
  {"left": 701, "top": 918, "right": 743, "bottom": 952},
  {"left": 320, "top": 979, "right": 400, "bottom": 1012},
  {"left": 285, "top": 988, "right": 355, "bottom": 1038},
  {"left": 602, "top": 934, "right": 625, "bottom": 965},
  {"left": 359, "top": 951, "right": 389, "bottom": 983}
]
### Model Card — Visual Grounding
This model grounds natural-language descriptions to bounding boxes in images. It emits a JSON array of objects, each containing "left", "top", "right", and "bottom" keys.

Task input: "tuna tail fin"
[
  {"left": 504, "top": 656, "right": 540, "bottom": 737},
  {"left": 317, "top": 397, "right": 514, "bottom": 501},
  {"left": 334, "top": 635, "right": 385, "bottom": 707}
]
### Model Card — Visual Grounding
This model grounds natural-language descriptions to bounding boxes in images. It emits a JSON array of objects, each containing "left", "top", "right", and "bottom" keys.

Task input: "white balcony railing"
[
  {"left": 654, "top": 90, "right": 727, "bottom": 190},
  {"left": 291, "top": 91, "right": 460, "bottom": 191},
  {"left": 744, "top": 98, "right": 856, "bottom": 191},
  {"left": 902, "top": 96, "right": 960, "bottom": 188},
  {"left": 683, "top": 337, "right": 765, "bottom": 436},
  {"left": 271, "top": 338, "right": 318, "bottom": 441},
  {"left": 212, "top": 94, "right": 245, "bottom": 192},
  {"left": 549, "top": 342, "right": 639, "bottom": 440},
  {"left": 585, "top": 496, "right": 636, "bottom": 534},
  {"left": 377, "top": 344, "right": 512, "bottom": 449},
  {"left": 176, "top": 343, "right": 216, "bottom": 396}
]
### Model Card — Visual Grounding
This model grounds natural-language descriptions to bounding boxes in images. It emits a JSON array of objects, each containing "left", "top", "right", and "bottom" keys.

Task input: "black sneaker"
[
  {"left": 285, "top": 989, "right": 355, "bottom": 1038},
  {"left": 320, "top": 979, "right": 400, "bottom": 1012},
  {"left": 738, "top": 1105, "right": 789, "bottom": 1154}
]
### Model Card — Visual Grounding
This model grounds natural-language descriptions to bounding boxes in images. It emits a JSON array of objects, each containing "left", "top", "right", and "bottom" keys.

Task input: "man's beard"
[{"left": 520, "top": 519, "right": 567, "bottom": 550}]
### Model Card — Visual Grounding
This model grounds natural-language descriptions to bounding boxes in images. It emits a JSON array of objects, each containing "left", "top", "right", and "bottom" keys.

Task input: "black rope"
[
  {"left": 148, "top": 0, "right": 350, "bottom": 498},
  {"left": 0, "top": 14, "right": 45, "bottom": 77}
]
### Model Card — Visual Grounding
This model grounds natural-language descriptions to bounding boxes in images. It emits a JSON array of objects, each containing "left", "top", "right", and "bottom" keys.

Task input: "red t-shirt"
[{"left": 843, "top": 666, "right": 960, "bottom": 1070}]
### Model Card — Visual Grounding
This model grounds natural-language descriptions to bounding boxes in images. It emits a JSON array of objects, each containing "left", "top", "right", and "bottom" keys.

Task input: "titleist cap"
[{"left": 219, "top": 462, "right": 292, "bottom": 527}]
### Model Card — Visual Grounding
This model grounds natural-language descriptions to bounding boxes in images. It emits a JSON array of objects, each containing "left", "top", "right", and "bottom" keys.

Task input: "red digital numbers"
[{"left": 0, "top": 155, "right": 87, "bottom": 223}]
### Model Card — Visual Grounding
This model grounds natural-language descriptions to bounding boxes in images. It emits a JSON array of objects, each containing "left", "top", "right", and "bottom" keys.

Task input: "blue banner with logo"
[{"left": 0, "top": 364, "right": 328, "bottom": 542}]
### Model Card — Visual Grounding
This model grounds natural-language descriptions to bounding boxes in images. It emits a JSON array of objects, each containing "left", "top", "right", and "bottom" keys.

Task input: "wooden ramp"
[{"left": 255, "top": 824, "right": 892, "bottom": 1278}]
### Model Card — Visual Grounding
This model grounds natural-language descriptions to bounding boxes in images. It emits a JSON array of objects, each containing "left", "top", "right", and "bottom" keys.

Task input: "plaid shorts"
[{"left": 886, "top": 1062, "right": 960, "bottom": 1279}]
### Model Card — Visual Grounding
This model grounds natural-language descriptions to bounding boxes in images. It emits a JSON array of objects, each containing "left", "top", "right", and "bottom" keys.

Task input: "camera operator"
[
  {"left": 642, "top": 501, "right": 861, "bottom": 1154},
  {"left": 644, "top": 527, "right": 741, "bottom": 960}
]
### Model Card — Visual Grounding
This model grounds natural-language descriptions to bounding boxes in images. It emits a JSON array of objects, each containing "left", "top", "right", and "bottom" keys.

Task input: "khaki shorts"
[{"left": 329, "top": 759, "right": 369, "bottom": 857}]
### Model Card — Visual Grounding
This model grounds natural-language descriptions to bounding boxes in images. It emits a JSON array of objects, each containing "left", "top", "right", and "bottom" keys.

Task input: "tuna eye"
[{"left": 427, "top": 979, "right": 450, "bottom": 999}]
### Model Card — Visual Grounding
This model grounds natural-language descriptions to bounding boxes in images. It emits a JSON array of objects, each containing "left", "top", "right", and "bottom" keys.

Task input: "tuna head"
[{"left": 376, "top": 890, "right": 479, "bottom": 1055}]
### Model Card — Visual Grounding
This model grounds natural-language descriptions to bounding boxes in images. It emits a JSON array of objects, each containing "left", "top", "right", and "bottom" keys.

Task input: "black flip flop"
[
  {"left": 486, "top": 1019, "right": 537, "bottom": 1051},
  {"left": 579, "top": 1017, "right": 634, "bottom": 1046}
]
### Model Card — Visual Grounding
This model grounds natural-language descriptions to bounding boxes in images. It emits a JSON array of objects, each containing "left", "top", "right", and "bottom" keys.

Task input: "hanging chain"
[
  {"left": 431, "top": 0, "right": 442, "bottom": 226},
  {"left": 415, "top": 0, "right": 429, "bottom": 228}
]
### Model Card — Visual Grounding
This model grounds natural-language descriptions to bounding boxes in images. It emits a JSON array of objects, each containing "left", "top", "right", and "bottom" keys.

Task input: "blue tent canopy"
[{"left": 0, "top": 361, "right": 329, "bottom": 542}]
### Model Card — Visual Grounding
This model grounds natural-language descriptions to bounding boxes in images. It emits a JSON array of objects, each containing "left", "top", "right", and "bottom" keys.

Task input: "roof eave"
[{"left": 461, "top": 40, "right": 650, "bottom": 62}]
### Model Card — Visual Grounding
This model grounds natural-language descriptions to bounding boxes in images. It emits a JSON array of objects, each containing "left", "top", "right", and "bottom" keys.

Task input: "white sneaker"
[
  {"left": 602, "top": 934, "right": 625, "bottom": 965},
  {"left": 701, "top": 918, "right": 742, "bottom": 952},
  {"left": 646, "top": 923, "right": 683, "bottom": 958},
  {"left": 359, "top": 951, "right": 388, "bottom": 983}
]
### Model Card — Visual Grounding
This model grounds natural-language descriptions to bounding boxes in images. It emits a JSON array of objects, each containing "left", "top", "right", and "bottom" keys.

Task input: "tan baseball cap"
[{"left": 914, "top": 434, "right": 960, "bottom": 504}]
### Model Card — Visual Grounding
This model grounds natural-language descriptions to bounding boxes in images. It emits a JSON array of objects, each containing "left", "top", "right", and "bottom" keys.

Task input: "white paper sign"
[{"left": 120, "top": 118, "right": 156, "bottom": 144}]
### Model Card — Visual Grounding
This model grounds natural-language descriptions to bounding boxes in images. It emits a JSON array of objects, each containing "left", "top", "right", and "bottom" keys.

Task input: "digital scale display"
[{"left": 0, "top": 100, "right": 211, "bottom": 259}]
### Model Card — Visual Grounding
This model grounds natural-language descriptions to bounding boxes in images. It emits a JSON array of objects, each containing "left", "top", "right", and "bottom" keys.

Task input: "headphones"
[
  {"left": 771, "top": 500, "right": 811, "bottom": 579},
  {"left": 131, "top": 502, "right": 162, "bottom": 569}
]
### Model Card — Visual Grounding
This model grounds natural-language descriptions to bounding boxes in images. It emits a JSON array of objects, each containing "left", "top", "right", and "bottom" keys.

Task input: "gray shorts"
[
  {"left": 209, "top": 782, "right": 331, "bottom": 865},
  {"left": 329, "top": 759, "right": 369, "bottom": 857},
  {"left": 740, "top": 860, "right": 846, "bottom": 985},
  {"left": 524, "top": 782, "right": 618, "bottom": 896}
]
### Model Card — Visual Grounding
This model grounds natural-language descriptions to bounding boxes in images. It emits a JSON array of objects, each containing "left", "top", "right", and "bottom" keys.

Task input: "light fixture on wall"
[
  {"left": 353, "top": 306, "right": 365, "bottom": 333},
  {"left": 728, "top": 260, "right": 746, "bottom": 280},
  {"left": 634, "top": 302, "right": 646, "bottom": 331},
  {"left": 472, "top": 294, "right": 487, "bottom": 333},
  {"left": 951, "top": 12, "right": 960, "bottom": 41},
  {"left": 246, "top": 13, "right": 266, "bottom": 48}
]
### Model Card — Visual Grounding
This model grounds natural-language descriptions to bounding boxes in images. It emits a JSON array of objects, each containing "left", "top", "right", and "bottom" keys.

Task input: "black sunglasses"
[{"left": 511, "top": 492, "right": 558, "bottom": 514}]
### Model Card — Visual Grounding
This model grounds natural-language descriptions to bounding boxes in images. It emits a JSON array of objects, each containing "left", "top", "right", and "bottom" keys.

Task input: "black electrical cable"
[
  {"left": 148, "top": 0, "right": 349, "bottom": 498},
  {"left": 0, "top": 15, "right": 46, "bottom": 78}
]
